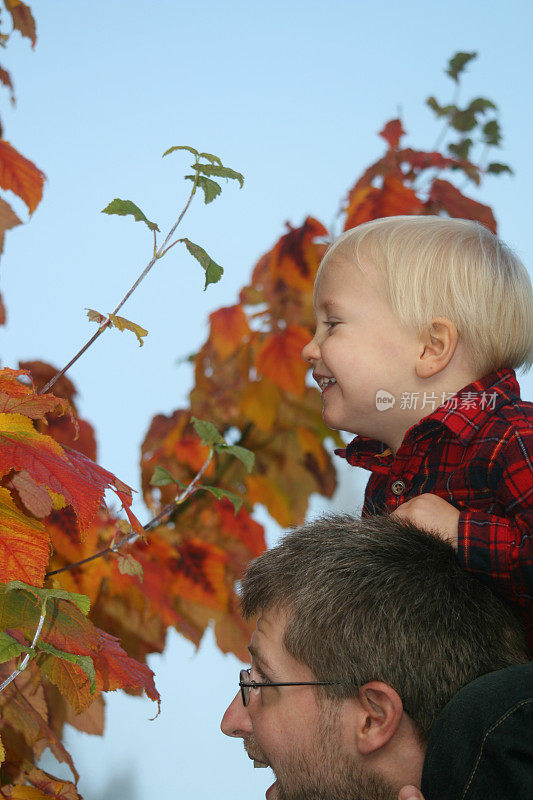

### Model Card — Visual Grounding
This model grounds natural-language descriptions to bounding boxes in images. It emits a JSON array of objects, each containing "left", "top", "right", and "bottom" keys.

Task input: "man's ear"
[
  {"left": 355, "top": 681, "right": 404, "bottom": 755},
  {"left": 415, "top": 317, "right": 458, "bottom": 379}
]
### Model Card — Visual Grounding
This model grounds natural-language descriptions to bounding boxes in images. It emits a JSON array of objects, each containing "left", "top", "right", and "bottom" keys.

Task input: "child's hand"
[{"left": 391, "top": 494, "right": 460, "bottom": 548}]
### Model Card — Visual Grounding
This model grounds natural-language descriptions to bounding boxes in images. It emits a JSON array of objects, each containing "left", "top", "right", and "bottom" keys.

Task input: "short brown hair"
[{"left": 240, "top": 514, "right": 529, "bottom": 741}]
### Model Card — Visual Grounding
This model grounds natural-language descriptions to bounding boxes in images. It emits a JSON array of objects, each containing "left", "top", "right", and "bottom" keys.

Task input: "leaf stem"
[
  {"left": 0, "top": 609, "right": 46, "bottom": 694},
  {"left": 45, "top": 451, "right": 213, "bottom": 578},
  {"left": 38, "top": 170, "right": 200, "bottom": 396}
]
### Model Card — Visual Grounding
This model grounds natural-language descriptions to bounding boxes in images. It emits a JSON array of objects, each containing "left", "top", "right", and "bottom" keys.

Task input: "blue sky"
[{"left": 2, "top": 1, "right": 533, "bottom": 798}]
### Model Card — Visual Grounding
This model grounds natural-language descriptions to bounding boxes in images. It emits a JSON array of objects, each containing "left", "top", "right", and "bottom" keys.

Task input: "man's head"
[
  {"left": 302, "top": 216, "right": 533, "bottom": 449},
  {"left": 221, "top": 515, "right": 529, "bottom": 799}
]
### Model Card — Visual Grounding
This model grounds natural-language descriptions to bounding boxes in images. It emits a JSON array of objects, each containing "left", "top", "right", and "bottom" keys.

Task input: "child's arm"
[{"left": 394, "top": 428, "right": 533, "bottom": 614}]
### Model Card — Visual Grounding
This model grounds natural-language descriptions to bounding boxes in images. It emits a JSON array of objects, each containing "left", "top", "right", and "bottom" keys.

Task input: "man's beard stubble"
[{"left": 244, "top": 705, "right": 397, "bottom": 800}]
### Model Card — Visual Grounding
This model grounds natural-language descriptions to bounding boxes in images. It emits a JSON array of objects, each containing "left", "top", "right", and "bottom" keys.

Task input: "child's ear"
[{"left": 416, "top": 317, "right": 458, "bottom": 378}]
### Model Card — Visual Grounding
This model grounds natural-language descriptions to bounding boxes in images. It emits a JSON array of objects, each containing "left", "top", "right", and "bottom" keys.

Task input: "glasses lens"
[{"left": 239, "top": 669, "right": 249, "bottom": 706}]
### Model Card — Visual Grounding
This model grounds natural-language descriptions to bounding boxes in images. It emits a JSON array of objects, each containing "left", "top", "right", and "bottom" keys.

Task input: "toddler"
[{"left": 302, "top": 215, "right": 533, "bottom": 647}]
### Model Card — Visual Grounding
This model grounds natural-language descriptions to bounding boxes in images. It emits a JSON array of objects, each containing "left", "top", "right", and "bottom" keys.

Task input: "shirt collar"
[{"left": 335, "top": 368, "right": 520, "bottom": 472}]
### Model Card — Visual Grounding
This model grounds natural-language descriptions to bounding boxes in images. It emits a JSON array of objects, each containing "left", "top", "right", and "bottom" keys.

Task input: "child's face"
[{"left": 302, "top": 252, "right": 422, "bottom": 448}]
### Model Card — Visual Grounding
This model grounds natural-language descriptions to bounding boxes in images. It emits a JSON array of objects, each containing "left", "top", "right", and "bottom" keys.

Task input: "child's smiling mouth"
[{"left": 314, "top": 374, "right": 337, "bottom": 392}]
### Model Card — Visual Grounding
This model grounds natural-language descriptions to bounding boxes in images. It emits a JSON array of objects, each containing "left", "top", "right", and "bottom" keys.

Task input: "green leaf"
[
  {"left": 487, "top": 162, "right": 513, "bottom": 175},
  {"left": 4, "top": 582, "right": 91, "bottom": 616},
  {"left": 450, "top": 109, "right": 478, "bottom": 133},
  {"left": 482, "top": 119, "right": 502, "bottom": 146},
  {"left": 198, "top": 152, "right": 223, "bottom": 166},
  {"left": 101, "top": 199, "right": 159, "bottom": 232},
  {"left": 201, "top": 485, "right": 243, "bottom": 515},
  {"left": 467, "top": 97, "right": 497, "bottom": 114},
  {"left": 191, "top": 417, "right": 225, "bottom": 447},
  {"left": 150, "top": 466, "right": 185, "bottom": 487},
  {"left": 426, "top": 96, "right": 456, "bottom": 119},
  {"left": 447, "top": 138, "right": 473, "bottom": 160},
  {"left": 182, "top": 238, "right": 223, "bottom": 289},
  {"left": 214, "top": 443, "right": 255, "bottom": 473},
  {"left": 446, "top": 51, "right": 477, "bottom": 82},
  {"left": 37, "top": 641, "right": 96, "bottom": 694},
  {"left": 117, "top": 554, "right": 144, "bottom": 583},
  {"left": 0, "top": 631, "right": 29, "bottom": 663},
  {"left": 185, "top": 174, "right": 222, "bottom": 204},
  {"left": 192, "top": 163, "right": 244, "bottom": 188},
  {"left": 162, "top": 144, "right": 199, "bottom": 158}
]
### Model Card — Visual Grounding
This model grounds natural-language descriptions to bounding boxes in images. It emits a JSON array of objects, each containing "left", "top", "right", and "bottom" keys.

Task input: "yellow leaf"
[
  {"left": 108, "top": 313, "right": 148, "bottom": 346},
  {"left": 86, "top": 308, "right": 107, "bottom": 324},
  {"left": 240, "top": 379, "right": 280, "bottom": 432},
  {"left": 0, "top": 732, "right": 5, "bottom": 766}
]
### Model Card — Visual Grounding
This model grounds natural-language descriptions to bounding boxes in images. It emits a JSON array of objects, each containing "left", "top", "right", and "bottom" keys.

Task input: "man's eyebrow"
[{"left": 247, "top": 644, "right": 274, "bottom": 675}]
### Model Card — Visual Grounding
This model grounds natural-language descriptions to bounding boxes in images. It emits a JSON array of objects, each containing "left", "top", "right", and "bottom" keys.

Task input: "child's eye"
[{"left": 326, "top": 320, "right": 338, "bottom": 332}]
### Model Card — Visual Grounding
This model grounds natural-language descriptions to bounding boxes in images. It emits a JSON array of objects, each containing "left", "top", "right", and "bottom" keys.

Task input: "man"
[{"left": 221, "top": 514, "right": 530, "bottom": 800}]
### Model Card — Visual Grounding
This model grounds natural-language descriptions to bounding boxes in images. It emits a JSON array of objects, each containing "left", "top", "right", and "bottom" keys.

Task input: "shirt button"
[{"left": 391, "top": 480, "right": 406, "bottom": 496}]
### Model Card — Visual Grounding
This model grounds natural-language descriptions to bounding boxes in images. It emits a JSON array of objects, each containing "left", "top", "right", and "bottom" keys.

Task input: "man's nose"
[
  {"left": 302, "top": 334, "right": 319, "bottom": 364},
  {"left": 221, "top": 691, "right": 253, "bottom": 738}
]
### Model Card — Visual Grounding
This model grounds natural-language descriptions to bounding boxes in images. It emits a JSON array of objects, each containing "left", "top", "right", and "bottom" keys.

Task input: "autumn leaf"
[
  {"left": 0, "top": 140, "right": 45, "bottom": 215},
  {"left": 428, "top": 179, "right": 497, "bottom": 232},
  {"left": 5, "top": 0, "right": 37, "bottom": 48},
  {"left": 0, "top": 197, "right": 21, "bottom": 256},
  {"left": 269, "top": 218, "right": 329, "bottom": 292},
  {"left": 86, "top": 308, "right": 107, "bottom": 325},
  {"left": 117, "top": 553, "right": 143, "bottom": 582},
  {"left": 209, "top": 305, "right": 250, "bottom": 359},
  {"left": 379, "top": 118, "right": 406, "bottom": 149},
  {"left": 108, "top": 313, "right": 148, "bottom": 347},
  {"left": 173, "top": 539, "right": 229, "bottom": 610},
  {"left": 255, "top": 325, "right": 311, "bottom": 396},
  {"left": 0, "top": 487, "right": 49, "bottom": 585}
]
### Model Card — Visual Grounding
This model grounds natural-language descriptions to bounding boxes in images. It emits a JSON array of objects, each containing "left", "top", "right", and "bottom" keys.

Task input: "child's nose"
[{"left": 302, "top": 334, "right": 319, "bottom": 364}]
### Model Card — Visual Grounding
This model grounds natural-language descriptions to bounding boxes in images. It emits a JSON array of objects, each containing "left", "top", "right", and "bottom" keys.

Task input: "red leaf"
[
  {"left": 0, "top": 141, "right": 45, "bottom": 215},
  {"left": 0, "top": 486, "right": 49, "bottom": 585},
  {"left": 5, "top": 0, "right": 37, "bottom": 48},
  {"left": 428, "top": 179, "right": 497, "bottom": 232},
  {"left": 92, "top": 629, "right": 160, "bottom": 706},
  {"left": 379, "top": 118, "right": 406, "bottom": 149}
]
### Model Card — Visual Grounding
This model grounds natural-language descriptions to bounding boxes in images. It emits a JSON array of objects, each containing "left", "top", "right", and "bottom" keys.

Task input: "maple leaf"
[
  {"left": 0, "top": 487, "right": 49, "bottom": 585},
  {"left": 255, "top": 325, "right": 311, "bottom": 396},
  {"left": 428, "top": 179, "right": 497, "bottom": 232},
  {"left": 269, "top": 217, "right": 329, "bottom": 292},
  {"left": 209, "top": 305, "right": 250, "bottom": 359},
  {"left": 379, "top": 118, "right": 406, "bottom": 149},
  {"left": 0, "top": 140, "right": 45, "bottom": 215},
  {"left": 172, "top": 539, "right": 229, "bottom": 610},
  {"left": 344, "top": 174, "right": 424, "bottom": 230}
]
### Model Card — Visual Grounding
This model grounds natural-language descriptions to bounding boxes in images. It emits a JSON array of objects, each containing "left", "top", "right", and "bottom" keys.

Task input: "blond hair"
[{"left": 322, "top": 216, "right": 533, "bottom": 376}]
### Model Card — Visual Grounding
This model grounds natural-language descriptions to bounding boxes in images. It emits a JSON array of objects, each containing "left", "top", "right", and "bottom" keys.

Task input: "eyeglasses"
[{"left": 239, "top": 668, "right": 341, "bottom": 707}]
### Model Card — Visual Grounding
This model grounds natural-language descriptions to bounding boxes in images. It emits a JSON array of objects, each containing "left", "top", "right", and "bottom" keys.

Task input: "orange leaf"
[
  {"left": 0, "top": 292, "right": 5, "bottom": 326},
  {"left": 0, "top": 140, "right": 45, "bottom": 215},
  {"left": 255, "top": 325, "right": 311, "bottom": 396},
  {"left": 173, "top": 538, "right": 229, "bottom": 610},
  {"left": 240, "top": 378, "right": 280, "bottom": 432},
  {"left": 0, "top": 486, "right": 49, "bottom": 585},
  {"left": 245, "top": 473, "right": 292, "bottom": 527},
  {"left": 344, "top": 174, "right": 424, "bottom": 230},
  {"left": 428, "top": 179, "right": 497, "bottom": 232},
  {"left": 209, "top": 305, "right": 250, "bottom": 359},
  {"left": 9, "top": 470, "right": 54, "bottom": 518},
  {"left": 379, "top": 118, "right": 406, "bottom": 149},
  {"left": 269, "top": 217, "right": 329, "bottom": 292}
]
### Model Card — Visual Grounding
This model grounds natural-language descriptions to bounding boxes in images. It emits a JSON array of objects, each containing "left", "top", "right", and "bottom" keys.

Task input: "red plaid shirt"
[{"left": 336, "top": 368, "right": 533, "bottom": 648}]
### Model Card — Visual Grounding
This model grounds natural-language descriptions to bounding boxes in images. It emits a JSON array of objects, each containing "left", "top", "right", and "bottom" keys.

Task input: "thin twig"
[
  {"left": 0, "top": 609, "right": 46, "bottom": 694},
  {"left": 38, "top": 172, "right": 200, "bottom": 396},
  {"left": 45, "top": 452, "right": 213, "bottom": 578}
]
